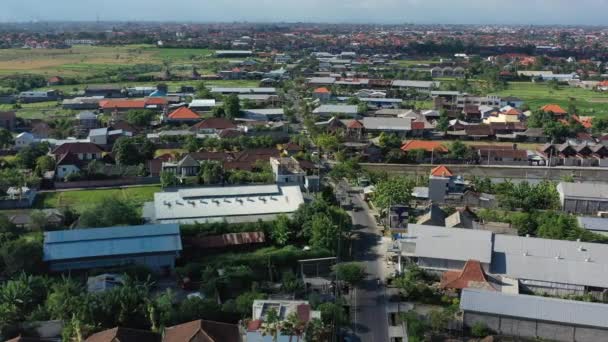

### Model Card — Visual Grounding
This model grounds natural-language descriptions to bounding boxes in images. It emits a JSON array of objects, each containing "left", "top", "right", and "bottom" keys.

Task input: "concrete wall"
[
  {"left": 463, "top": 311, "right": 608, "bottom": 342},
  {"left": 360, "top": 163, "right": 608, "bottom": 183}
]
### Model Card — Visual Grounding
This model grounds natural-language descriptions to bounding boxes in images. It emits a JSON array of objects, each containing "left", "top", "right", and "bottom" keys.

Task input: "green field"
[
  {"left": 0, "top": 101, "right": 76, "bottom": 119},
  {"left": 36, "top": 185, "right": 161, "bottom": 212},
  {"left": 0, "top": 45, "right": 224, "bottom": 78},
  {"left": 492, "top": 82, "right": 608, "bottom": 116},
  {"left": 38, "top": 79, "right": 261, "bottom": 93}
]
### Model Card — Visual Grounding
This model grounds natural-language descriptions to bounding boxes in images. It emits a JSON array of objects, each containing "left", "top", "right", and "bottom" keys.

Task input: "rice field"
[{"left": 492, "top": 82, "right": 608, "bottom": 116}]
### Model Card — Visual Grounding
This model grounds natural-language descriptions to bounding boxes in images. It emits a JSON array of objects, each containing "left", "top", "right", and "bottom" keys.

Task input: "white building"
[
  {"left": 144, "top": 184, "right": 305, "bottom": 224},
  {"left": 14, "top": 132, "right": 36, "bottom": 149},
  {"left": 270, "top": 157, "right": 306, "bottom": 186}
]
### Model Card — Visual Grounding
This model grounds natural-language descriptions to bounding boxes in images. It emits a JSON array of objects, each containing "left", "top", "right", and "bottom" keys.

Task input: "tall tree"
[
  {"left": 373, "top": 176, "right": 414, "bottom": 212},
  {"left": 223, "top": 94, "right": 241, "bottom": 120}
]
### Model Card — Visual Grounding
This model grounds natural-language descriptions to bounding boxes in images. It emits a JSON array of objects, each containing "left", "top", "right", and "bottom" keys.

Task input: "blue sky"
[{"left": 2, "top": 0, "right": 608, "bottom": 25}]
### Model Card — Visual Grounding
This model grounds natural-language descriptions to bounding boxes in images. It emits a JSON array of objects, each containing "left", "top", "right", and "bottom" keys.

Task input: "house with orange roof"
[
  {"left": 430, "top": 165, "right": 453, "bottom": 177},
  {"left": 483, "top": 107, "right": 522, "bottom": 124},
  {"left": 429, "top": 164, "right": 467, "bottom": 203},
  {"left": 312, "top": 87, "right": 332, "bottom": 102},
  {"left": 401, "top": 140, "right": 448, "bottom": 153},
  {"left": 165, "top": 106, "right": 201, "bottom": 123},
  {"left": 540, "top": 104, "right": 568, "bottom": 119},
  {"left": 571, "top": 114, "right": 593, "bottom": 129}
]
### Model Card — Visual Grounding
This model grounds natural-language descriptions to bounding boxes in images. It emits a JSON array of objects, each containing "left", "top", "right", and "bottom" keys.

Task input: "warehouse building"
[
  {"left": 461, "top": 289, "right": 608, "bottom": 342},
  {"left": 557, "top": 182, "right": 608, "bottom": 215},
  {"left": 398, "top": 224, "right": 608, "bottom": 296},
  {"left": 43, "top": 224, "right": 182, "bottom": 273},
  {"left": 144, "top": 184, "right": 304, "bottom": 224}
]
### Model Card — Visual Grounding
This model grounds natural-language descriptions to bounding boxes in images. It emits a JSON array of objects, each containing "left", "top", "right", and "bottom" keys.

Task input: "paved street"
[{"left": 348, "top": 189, "right": 390, "bottom": 342}]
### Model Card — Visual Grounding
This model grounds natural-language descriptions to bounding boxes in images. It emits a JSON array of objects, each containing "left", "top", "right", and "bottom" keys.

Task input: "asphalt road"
[{"left": 349, "top": 190, "right": 389, "bottom": 342}]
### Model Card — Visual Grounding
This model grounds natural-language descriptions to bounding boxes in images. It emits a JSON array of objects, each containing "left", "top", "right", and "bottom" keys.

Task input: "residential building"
[
  {"left": 557, "top": 182, "right": 608, "bottom": 215},
  {"left": 391, "top": 80, "right": 439, "bottom": 93},
  {"left": 538, "top": 142, "right": 608, "bottom": 167},
  {"left": 210, "top": 87, "right": 276, "bottom": 95},
  {"left": 215, "top": 50, "right": 253, "bottom": 58},
  {"left": 428, "top": 165, "right": 466, "bottom": 203},
  {"left": 312, "top": 87, "right": 332, "bottom": 102},
  {"left": 14, "top": 132, "right": 35, "bottom": 149},
  {"left": 144, "top": 184, "right": 305, "bottom": 224},
  {"left": 461, "top": 289, "right": 608, "bottom": 342},
  {"left": 400, "top": 141, "right": 448, "bottom": 162},
  {"left": 165, "top": 106, "right": 201, "bottom": 123},
  {"left": 246, "top": 300, "right": 320, "bottom": 342},
  {"left": 241, "top": 108, "right": 284, "bottom": 121},
  {"left": 313, "top": 104, "right": 359, "bottom": 118},
  {"left": 190, "top": 117, "right": 237, "bottom": 134},
  {"left": 76, "top": 111, "right": 99, "bottom": 130},
  {"left": 84, "top": 85, "right": 123, "bottom": 98},
  {"left": 361, "top": 117, "right": 413, "bottom": 137},
  {"left": 189, "top": 99, "right": 219, "bottom": 112},
  {"left": 62, "top": 97, "right": 104, "bottom": 110},
  {"left": 18, "top": 90, "right": 60, "bottom": 103},
  {"left": 270, "top": 157, "right": 306, "bottom": 186},
  {"left": 540, "top": 104, "right": 568, "bottom": 120},
  {"left": 51, "top": 142, "right": 105, "bottom": 179},
  {"left": 84, "top": 327, "right": 160, "bottom": 342},
  {"left": 163, "top": 320, "right": 242, "bottom": 342},
  {"left": 476, "top": 146, "right": 528, "bottom": 166},
  {"left": 43, "top": 224, "right": 182, "bottom": 273},
  {"left": 99, "top": 98, "right": 167, "bottom": 115}
]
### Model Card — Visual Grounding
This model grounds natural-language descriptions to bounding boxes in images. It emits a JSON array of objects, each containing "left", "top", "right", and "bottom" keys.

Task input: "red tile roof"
[
  {"left": 540, "top": 104, "right": 567, "bottom": 115},
  {"left": 347, "top": 120, "right": 363, "bottom": 129},
  {"left": 191, "top": 117, "right": 236, "bottom": 130},
  {"left": 163, "top": 319, "right": 241, "bottom": 342},
  {"left": 503, "top": 108, "right": 522, "bottom": 116},
  {"left": 440, "top": 259, "right": 495, "bottom": 291},
  {"left": 411, "top": 121, "right": 425, "bottom": 130},
  {"left": 430, "top": 165, "right": 453, "bottom": 177},
  {"left": 313, "top": 87, "right": 330, "bottom": 94},
  {"left": 52, "top": 142, "right": 103, "bottom": 156},
  {"left": 168, "top": 106, "right": 201, "bottom": 120},
  {"left": 401, "top": 140, "right": 448, "bottom": 153},
  {"left": 84, "top": 327, "right": 160, "bottom": 342},
  {"left": 99, "top": 99, "right": 146, "bottom": 110}
]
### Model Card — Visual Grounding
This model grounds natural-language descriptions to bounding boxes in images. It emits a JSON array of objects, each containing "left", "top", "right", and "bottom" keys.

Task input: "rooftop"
[
  {"left": 151, "top": 185, "right": 304, "bottom": 224},
  {"left": 43, "top": 224, "right": 182, "bottom": 261},
  {"left": 461, "top": 288, "right": 608, "bottom": 329}
]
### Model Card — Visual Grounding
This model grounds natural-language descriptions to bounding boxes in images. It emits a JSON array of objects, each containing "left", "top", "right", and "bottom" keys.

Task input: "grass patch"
[
  {"left": 0, "top": 45, "right": 220, "bottom": 79},
  {"left": 392, "top": 59, "right": 437, "bottom": 66},
  {"left": 36, "top": 185, "right": 161, "bottom": 212},
  {"left": 492, "top": 82, "right": 608, "bottom": 116}
]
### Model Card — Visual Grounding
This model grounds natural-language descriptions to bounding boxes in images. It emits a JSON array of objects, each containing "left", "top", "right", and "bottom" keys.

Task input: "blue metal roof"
[{"left": 43, "top": 224, "right": 182, "bottom": 261}]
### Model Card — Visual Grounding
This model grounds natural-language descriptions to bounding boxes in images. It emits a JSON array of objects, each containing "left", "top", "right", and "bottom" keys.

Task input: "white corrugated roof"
[
  {"left": 461, "top": 289, "right": 608, "bottom": 329},
  {"left": 492, "top": 234, "right": 608, "bottom": 288},
  {"left": 153, "top": 185, "right": 304, "bottom": 222},
  {"left": 405, "top": 225, "right": 493, "bottom": 264},
  {"left": 362, "top": 117, "right": 412, "bottom": 131}
]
